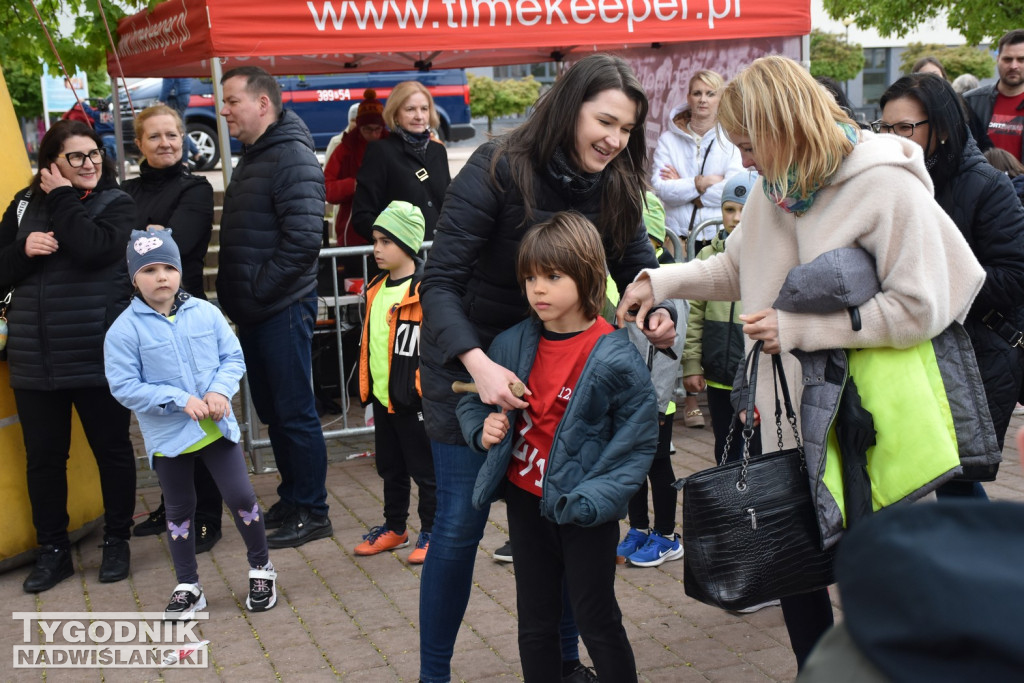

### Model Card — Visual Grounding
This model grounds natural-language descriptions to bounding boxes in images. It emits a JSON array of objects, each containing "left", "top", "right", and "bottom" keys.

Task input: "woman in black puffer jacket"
[
  {"left": 881, "top": 74, "right": 1024, "bottom": 491},
  {"left": 0, "top": 120, "right": 137, "bottom": 593}
]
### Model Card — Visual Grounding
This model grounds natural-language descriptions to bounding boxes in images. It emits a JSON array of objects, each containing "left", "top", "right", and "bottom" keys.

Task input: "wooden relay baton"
[{"left": 451, "top": 380, "right": 526, "bottom": 398}]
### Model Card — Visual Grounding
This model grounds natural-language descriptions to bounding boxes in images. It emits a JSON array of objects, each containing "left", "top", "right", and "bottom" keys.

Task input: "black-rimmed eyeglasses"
[
  {"left": 870, "top": 120, "right": 929, "bottom": 137},
  {"left": 59, "top": 149, "right": 105, "bottom": 167}
]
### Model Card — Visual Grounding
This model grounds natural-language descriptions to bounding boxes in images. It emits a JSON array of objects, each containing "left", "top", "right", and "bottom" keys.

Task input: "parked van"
[{"left": 119, "top": 70, "right": 475, "bottom": 171}]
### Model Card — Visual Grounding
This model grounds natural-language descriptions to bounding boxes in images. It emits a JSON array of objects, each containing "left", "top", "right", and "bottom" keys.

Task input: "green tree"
[
  {"left": 810, "top": 28, "right": 866, "bottom": 83},
  {"left": 469, "top": 73, "right": 541, "bottom": 134},
  {"left": 0, "top": 1, "right": 149, "bottom": 120},
  {"left": 824, "top": 0, "right": 1016, "bottom": 47},
  {"left": 899, "top": 43, "right": 996, "bottom": 80}
]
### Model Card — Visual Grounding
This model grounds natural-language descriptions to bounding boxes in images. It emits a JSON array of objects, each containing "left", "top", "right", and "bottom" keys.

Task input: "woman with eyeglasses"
[
  {"left": 0, "top": 119, "right": 138, "bottom": 592},
  {"left": 880, "top": 74, "right": 1024, "bottom": 485}
]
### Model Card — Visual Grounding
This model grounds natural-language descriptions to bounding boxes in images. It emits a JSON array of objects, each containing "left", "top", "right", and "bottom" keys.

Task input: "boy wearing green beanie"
[{"left": 355, "top": 201, "right": 436, "bottom": 564}]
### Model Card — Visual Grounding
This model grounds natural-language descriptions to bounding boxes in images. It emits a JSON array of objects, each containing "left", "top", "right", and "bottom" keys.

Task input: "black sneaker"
[
  {"left": 134, "top": 503, "right": 166, "bottom": 537},
  {"left": 23, "top": 545, "right": 74, "bottom": 593},
  {"left": 246, "top": 567, "right": 278, "bottom": 612},
  {"left": 493, "top": 540, "right": 513, "bottom": 563},
  {"left": 195, "top": 523, "right": 222, "bottom": 554},
  {"left": 263, "top": 500, "right": 296, "bottom": 530},
  {"left": 266, "top": 508, "right": 333, "bottom": 549},
  {"left": 98, "top": 537, "right": 130, "bottom": 583},
  {"left": 562, "top": 662, "right": 599, "bottom": 682},
  {"left": 164, "top": 583, "right": 207, "bottom": 621}
]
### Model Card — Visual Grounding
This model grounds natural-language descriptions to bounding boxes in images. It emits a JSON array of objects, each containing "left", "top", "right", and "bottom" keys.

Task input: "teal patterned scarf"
[{"left": 763, "top": 122, "right": 859, "bottom": 216}]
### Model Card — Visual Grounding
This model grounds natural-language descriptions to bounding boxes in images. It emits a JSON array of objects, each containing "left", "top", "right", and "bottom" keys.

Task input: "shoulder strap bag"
[
  {"left": 685, "top": 140, "right": 714, "bottom": 238},
  {"left": 679, "top": 342, "right": 836, "bottom": 611}
]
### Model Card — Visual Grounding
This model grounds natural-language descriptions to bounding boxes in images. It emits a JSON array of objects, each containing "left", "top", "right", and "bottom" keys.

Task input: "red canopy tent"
[
  {"left": 113, "top": 0, "right": 809, "bottom": 76},
  {"left": 110, "top": 0, "right": 809, "bottom": 179}
]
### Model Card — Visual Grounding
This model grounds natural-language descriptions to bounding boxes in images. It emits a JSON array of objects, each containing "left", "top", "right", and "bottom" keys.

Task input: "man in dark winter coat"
[{"left": 217, "top": 66, "right": 333, "bottom": 548}]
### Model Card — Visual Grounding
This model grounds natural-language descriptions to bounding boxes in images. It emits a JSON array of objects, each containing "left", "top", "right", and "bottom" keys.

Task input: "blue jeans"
[
  {"left": 237, "top": 294, "right": 329, "bottom": 517},
  {"left": 419, "top": 441, "right": 580, "bottom": 682}
]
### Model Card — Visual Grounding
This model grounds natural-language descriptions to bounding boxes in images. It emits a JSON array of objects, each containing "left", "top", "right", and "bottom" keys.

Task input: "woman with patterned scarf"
[
  {"left": 350, "top": 81, "right": 450, "bottom": 243},
  {"left": 617, "top": 56, "right": 987, "bottom": 671}
]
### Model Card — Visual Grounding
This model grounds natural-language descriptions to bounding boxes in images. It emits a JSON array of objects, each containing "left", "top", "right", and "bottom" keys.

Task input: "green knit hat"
[
  {"left": 373, "top": 200, "right": 425, "bottom": 257},
  {"left": 643, "top": 192, "right": 667, "bottom": 244}
]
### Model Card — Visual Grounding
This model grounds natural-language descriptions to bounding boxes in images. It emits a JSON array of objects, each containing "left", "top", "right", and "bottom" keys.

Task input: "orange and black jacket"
[{"left": 358, "top": 257, "right": 424, "bottom": 413}]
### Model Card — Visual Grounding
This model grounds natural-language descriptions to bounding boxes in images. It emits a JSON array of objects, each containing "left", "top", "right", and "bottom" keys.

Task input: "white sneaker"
[
  {"left": 733, "top": 599, "right": 780, "bottom": 614},
  {"left": 246, "top": 567, "right": 278, "bottom": 612},
  {"left": 164, "top": 583, "right": 206, "bottom": 620}
]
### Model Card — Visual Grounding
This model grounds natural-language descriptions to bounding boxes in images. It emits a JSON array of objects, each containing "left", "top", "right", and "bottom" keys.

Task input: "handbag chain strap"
[
  {"left": 732, "top": 342, "right": 803, "bottom": 492},
  {"left": 770, "top": 352, "right": 802, "bottom": 464}
]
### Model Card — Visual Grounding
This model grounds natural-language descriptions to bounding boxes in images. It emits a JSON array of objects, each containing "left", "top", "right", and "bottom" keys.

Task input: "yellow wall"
[
  {"left": 0, "top": 64, "right": 106, "bottom": 568},
  {"left": 0, "top": 63, "right": 32, "bottom": 195}
]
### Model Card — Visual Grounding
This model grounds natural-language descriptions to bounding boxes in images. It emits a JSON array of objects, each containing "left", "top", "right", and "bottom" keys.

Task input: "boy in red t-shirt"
[{"left": 457, "top": 212, "right": 658, "bottom": 682}]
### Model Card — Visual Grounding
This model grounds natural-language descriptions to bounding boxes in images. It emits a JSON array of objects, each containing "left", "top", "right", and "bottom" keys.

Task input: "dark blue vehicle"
[{"left": 120, "top": 70, "right": 475, "bottom": 171}]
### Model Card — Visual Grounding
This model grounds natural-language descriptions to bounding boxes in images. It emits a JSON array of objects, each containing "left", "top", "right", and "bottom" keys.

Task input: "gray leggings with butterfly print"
[{"left": 153, "top": 437, "right": 268, "bottom": 584}]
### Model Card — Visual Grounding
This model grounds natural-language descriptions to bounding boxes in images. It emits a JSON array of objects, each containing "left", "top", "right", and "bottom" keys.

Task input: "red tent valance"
[{"left": 113, "top": 0, "right": 809, "bottom": 76}]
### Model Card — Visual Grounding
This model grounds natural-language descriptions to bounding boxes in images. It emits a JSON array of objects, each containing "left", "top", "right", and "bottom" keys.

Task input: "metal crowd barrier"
[
  {"left": 237, "top": 219, "right": 726, "bottom": 471},
  {"left": 239, "top": 241, "right": 433, "bottom": 472},
  {"left": 686, "top": 218, "right": 725, "bottom": 261}
]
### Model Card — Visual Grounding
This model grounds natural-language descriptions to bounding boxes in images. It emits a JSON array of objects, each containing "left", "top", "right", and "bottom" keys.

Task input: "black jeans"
[
  {"left": 15, "top": 386, "right": 136, "bottom": 546},
  {"left": 505, "top": 484, "right": 637, "bottom": 682},
  {"left": 371, "top": 398, "right": 437, "bottom": 534},
  {"left": 626, "top": 414, "right": 677, "bottom": 535}
]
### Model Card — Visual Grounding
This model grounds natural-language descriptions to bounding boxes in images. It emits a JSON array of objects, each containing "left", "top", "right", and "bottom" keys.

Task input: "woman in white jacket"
[{"left": 650, "top": 70, "right": 744, "bottom": 247}]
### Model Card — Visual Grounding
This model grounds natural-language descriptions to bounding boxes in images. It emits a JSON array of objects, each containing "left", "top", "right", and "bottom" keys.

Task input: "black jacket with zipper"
[
  {"left": 122, "top": 159, "right": 213, "bottom": 299},
  {"left": 350, "top": 134, "right": 450, "bottom": 242},
  {"left": 419, "top": 140, "right": 664, "bottom": 444},
  {"left": 935, "top": 137, "right": 1024, "bottom": 446},
  {"left": 0, "top": 179, "right": 135, "bottom": 389},
  {"left": 216, "top": 110, "right": 325, "bottom": 326}
]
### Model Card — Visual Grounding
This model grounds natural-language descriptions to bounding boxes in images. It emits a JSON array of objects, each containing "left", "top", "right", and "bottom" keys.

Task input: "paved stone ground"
[{"left": 4, "top": 407, "right": 1023, "bottom": 682}]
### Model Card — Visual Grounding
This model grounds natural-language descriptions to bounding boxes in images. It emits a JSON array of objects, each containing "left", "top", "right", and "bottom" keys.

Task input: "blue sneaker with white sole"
[
  {"left": 616, "top": 527, "right": 649, "bottom": 563},
  {"left": 628, "top": 533, "right": 684, "bottom": 567}
]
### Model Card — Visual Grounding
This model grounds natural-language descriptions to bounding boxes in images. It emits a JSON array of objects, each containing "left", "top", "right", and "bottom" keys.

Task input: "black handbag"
[{"left": 680, "top": 342, "right": 836, "bottom": 611}]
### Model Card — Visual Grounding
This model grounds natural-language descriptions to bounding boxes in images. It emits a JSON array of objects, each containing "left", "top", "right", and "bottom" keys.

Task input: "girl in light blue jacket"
[{"left": 104, "top": 229, "right": 276, "bottom": 620}]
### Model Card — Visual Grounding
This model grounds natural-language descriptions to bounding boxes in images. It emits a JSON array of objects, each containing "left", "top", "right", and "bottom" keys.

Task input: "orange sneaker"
[
  {"left": 354, "top": 526, "right": 408, "bottom": 556},
  {"left": 407, "top": 533, "right": 430, "bottom": 564}
]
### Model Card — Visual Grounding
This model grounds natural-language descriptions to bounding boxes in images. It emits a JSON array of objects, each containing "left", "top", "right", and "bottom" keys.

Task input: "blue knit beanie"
[{"left": 126, "top": 229, "right": 181, "bottom": 284}]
